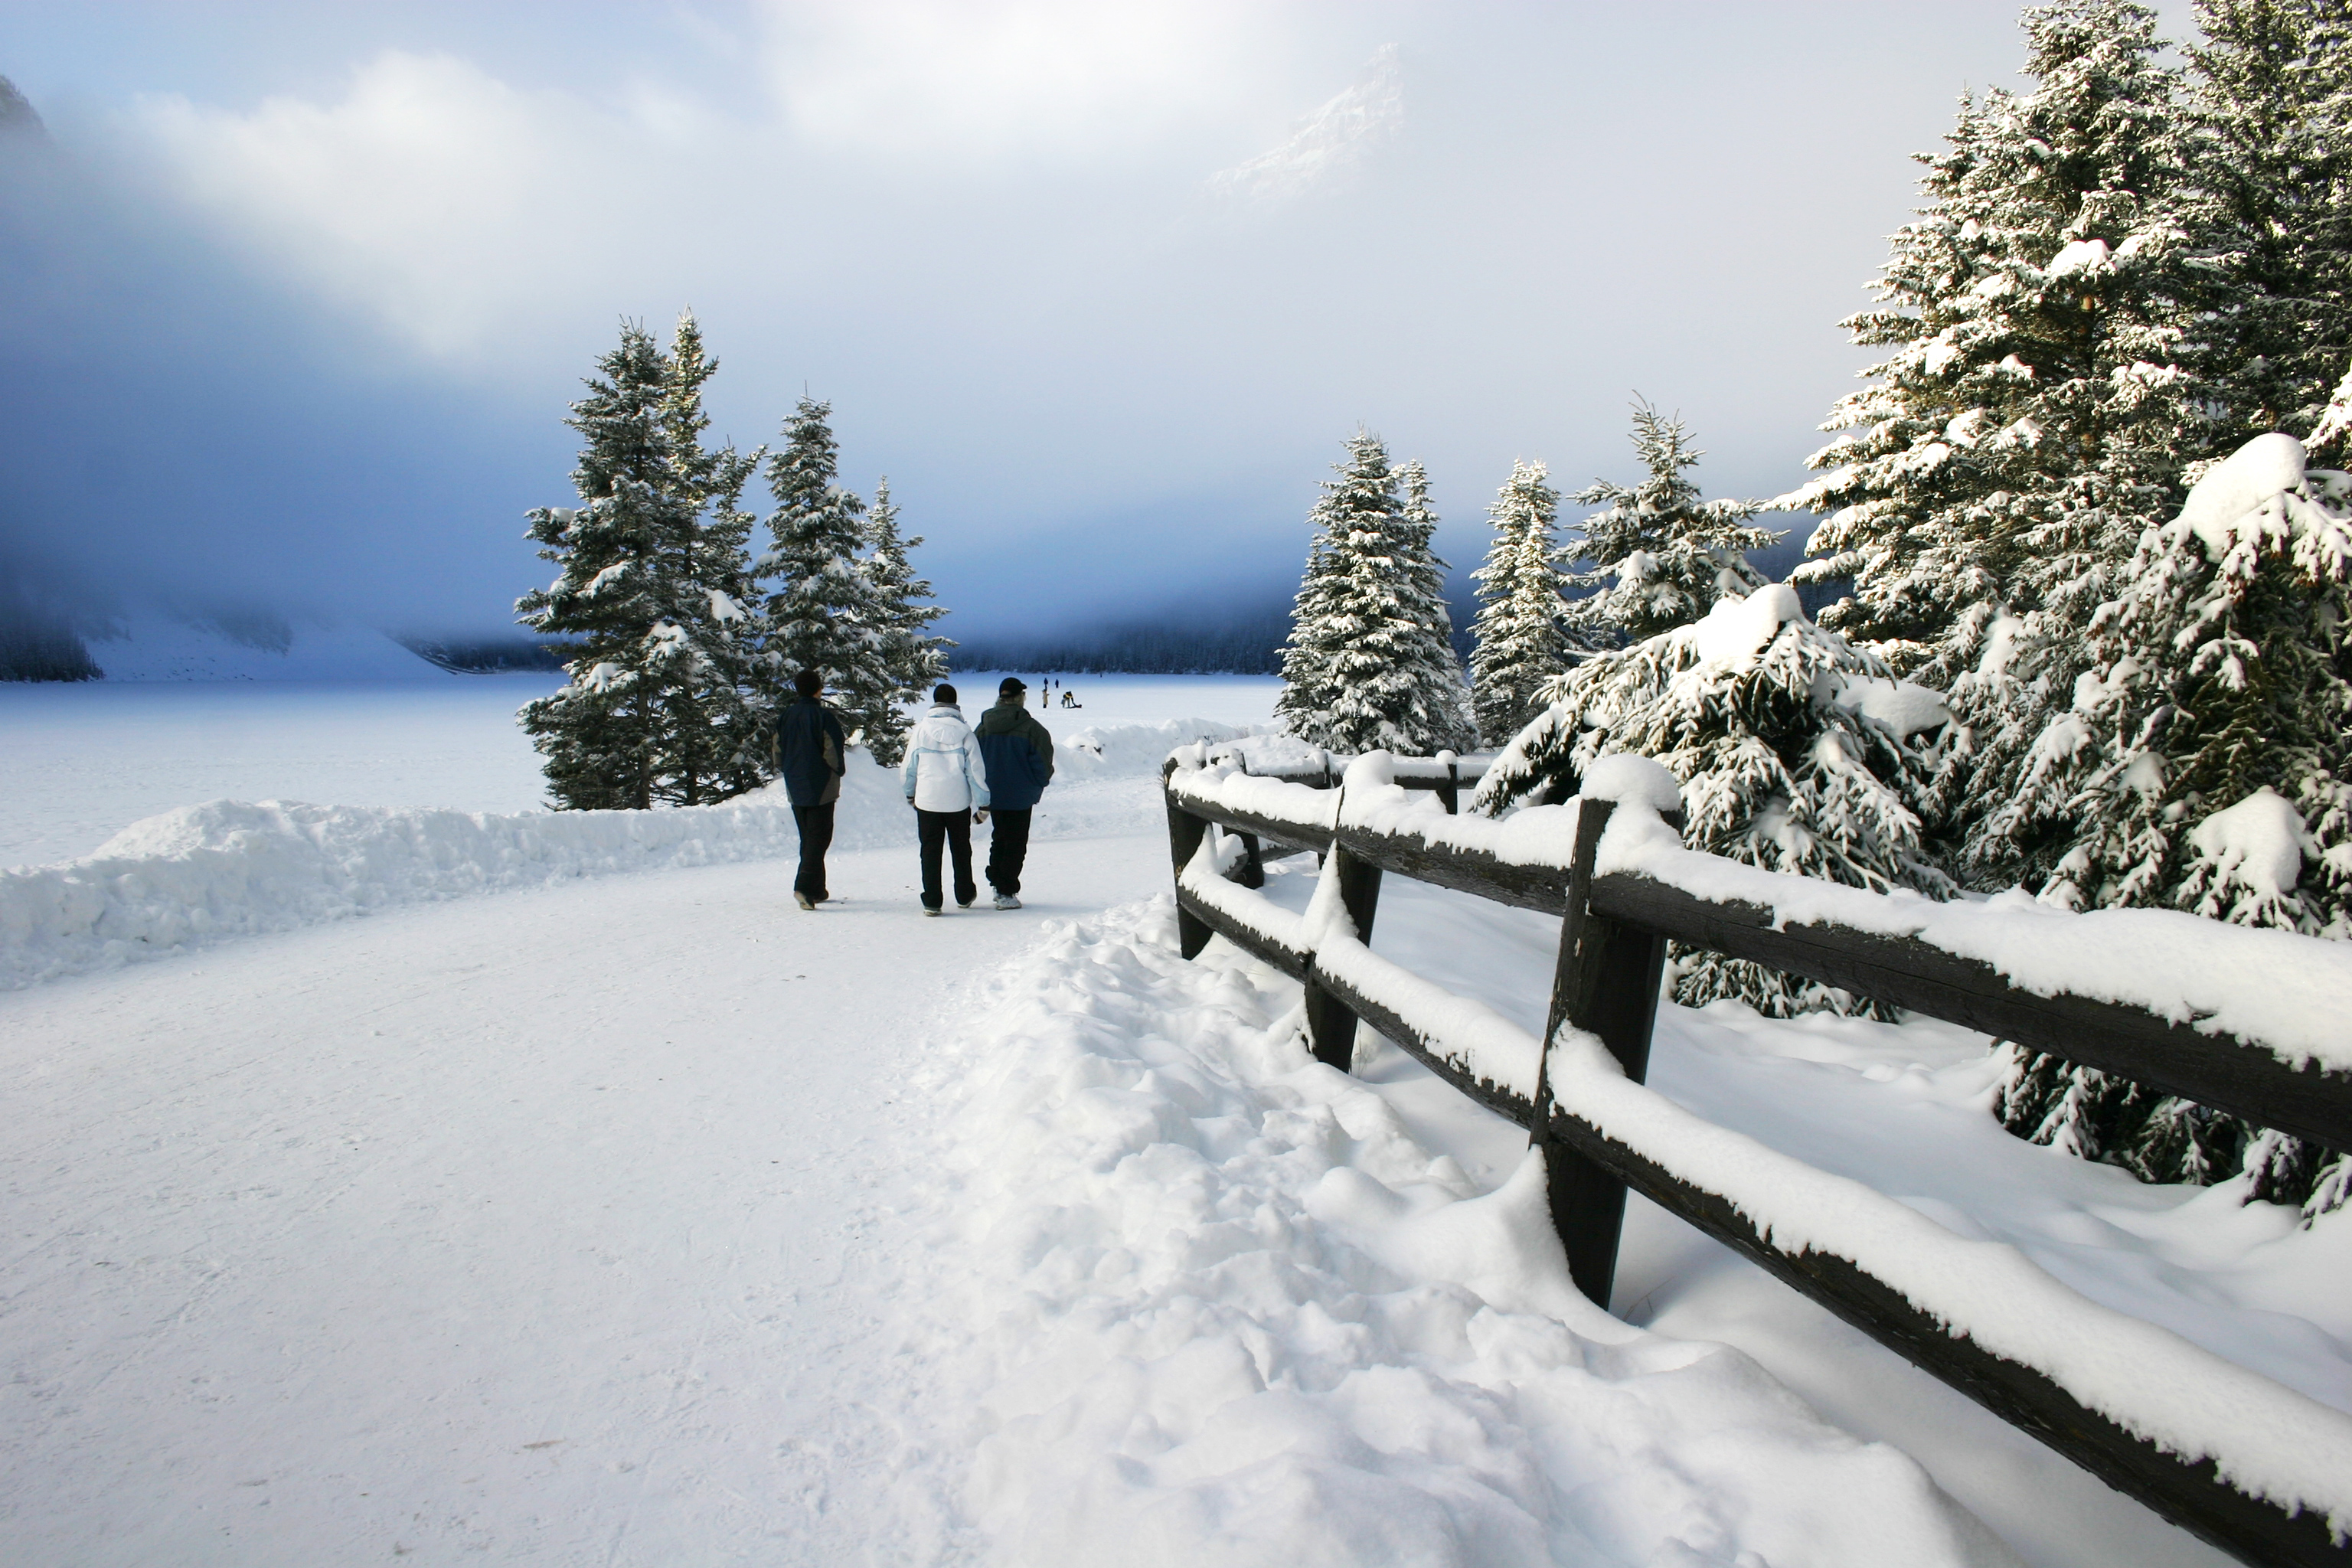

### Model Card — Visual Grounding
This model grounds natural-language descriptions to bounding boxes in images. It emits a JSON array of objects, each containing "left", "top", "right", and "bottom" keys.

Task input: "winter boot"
[{"left": 993, "top": 893, "right": 1021, "bottom": 910}]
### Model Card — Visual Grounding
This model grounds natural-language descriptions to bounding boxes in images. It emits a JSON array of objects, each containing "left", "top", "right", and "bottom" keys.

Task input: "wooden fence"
[{"left": 1161, "top": 747, "right": 2352, "bottom": 1568}]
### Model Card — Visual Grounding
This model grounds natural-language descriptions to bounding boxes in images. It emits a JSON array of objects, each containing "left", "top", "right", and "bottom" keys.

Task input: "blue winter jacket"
[
  {"left": 975, "top": 701, "right": 1056, "bottom": 810},
  {"left": 775, "top": 697, "right": 848, "bottom": 808}
]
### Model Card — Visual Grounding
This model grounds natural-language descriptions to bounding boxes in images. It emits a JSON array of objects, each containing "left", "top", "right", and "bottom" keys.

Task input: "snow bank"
[
  {"left": 1057, "top": 718, "right": 1261, "bottom": 779},
  {"left": 0, "top": 786, "right": 819, "bottom": 990},
  {"left": 921, "top": 896, "right": 2014, "bottom": 1566},
  {"left": 0, "top": 720, "right": 1279, "bottom": 990}
]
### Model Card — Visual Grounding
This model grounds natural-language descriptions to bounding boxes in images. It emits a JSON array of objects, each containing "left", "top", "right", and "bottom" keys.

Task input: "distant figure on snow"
[
  {"left": 975, "top": 676, "right": 1055, "bottom": 910},
  {"left": 1060, "top": 689, "right": 1080, "bottom": 709},
  {"left": 775, "top": 667, "right": 848, "bottom": 912},
  {"left": 901, "top": 683, "right": 991, "bottom": 915}
]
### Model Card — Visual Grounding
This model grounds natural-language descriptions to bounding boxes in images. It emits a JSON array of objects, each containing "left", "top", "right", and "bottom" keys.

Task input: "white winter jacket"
[{"left": 901, "top": 704, "right": 991, "bottom": 812}]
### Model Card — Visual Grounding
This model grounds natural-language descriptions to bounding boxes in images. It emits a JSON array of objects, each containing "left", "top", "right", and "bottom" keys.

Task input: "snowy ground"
[{"left": 3, "top": 675, "right": 2341, "bottom": 1565}]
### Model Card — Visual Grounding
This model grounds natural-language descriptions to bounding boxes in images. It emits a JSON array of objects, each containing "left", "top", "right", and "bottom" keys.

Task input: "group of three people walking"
[{"left": 775, "top": 669, "right": 1055, "bottom": 916}]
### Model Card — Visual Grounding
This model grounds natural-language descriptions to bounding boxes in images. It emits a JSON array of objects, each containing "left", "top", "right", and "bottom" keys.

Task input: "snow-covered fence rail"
[{"left": 1161, "top": 749, "right": 2352, "bottom": 1568}]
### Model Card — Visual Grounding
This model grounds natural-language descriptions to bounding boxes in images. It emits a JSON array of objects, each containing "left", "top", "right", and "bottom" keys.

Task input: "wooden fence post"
[
  {"left": 1302, "top": 844, "right": 1383, "bottom": 1072},
  {"left": 1236, "top": 834, "right": 1266, "bottom": 889},
  {"left": 1436, "top": 752, "right": 1460, "bottom": 815},
  {"left": 1161, "top": 759, "right": 1213, "bottom": 960},
  {"left": 1530, "top": 798, "right": 1670, "bottom": 1307}
]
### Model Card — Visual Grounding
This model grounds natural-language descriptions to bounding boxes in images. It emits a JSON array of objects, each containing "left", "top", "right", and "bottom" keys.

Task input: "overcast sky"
[{"left": 0, "top": 1, "right": 2199, "bottom": 642}]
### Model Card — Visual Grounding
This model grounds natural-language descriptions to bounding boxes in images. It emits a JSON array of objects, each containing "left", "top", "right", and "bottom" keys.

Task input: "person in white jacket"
[{"left": 900, "top": 684, "right": 991, "bottom": 914}]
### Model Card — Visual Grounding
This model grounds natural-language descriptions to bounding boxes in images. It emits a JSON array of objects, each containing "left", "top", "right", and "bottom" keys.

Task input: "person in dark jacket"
[
  {"left": 775, "top": 667, "right": 849, "bottom": 911},
  {"left": 974, "top": 676, "right": 1054, "bottom": 909}
]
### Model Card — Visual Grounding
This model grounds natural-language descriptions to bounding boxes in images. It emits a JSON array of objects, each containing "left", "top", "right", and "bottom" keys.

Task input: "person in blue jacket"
[
  {"left": 773, "top": 667, "right": 848, "bottom": 911},
  {"left": 973, "top": 676, "right": 1054, "bottom": 909}
]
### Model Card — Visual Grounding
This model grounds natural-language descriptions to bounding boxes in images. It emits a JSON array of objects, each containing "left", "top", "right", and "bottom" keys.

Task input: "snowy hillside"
[{"left": 81, "top": 613, "right": 452, "bottom": 681}]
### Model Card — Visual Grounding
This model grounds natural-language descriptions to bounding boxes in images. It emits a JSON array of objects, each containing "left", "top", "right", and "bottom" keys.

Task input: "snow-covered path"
[{"left": 0, "top": 840, "right": 1159, "bottom": 1566}]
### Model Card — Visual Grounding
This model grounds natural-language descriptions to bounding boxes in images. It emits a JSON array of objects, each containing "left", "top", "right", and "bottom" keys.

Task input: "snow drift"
[
  {"left": 0, "top": 718, "right": 1256, "bottom": 989},
  {"left": 916, "top": 896, "right": 2018, "bottom": 1566}
]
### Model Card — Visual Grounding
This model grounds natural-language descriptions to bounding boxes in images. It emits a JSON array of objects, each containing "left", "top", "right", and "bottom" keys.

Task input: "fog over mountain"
[{"left": 1, "top": 2, "right": 2119, "bottom": 666}]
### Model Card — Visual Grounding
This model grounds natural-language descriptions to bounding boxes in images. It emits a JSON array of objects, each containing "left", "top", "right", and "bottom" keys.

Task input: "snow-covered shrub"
[
  {"left": 1275, "top": 432, "right": 1477, "bottom": 755},
  {"left": 1476, "top": 584, "right": 1955, "bottom": 1018},
  {"left": 1987, "top": 432, "right": 2352, "bottom": 1217}
]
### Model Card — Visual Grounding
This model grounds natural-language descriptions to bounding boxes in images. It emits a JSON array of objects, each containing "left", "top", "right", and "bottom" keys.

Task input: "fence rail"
[{"left": 1161, "top": 751, "right": 2352, "bottom": 1568}]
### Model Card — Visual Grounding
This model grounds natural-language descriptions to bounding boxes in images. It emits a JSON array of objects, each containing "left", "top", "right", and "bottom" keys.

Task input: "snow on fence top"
[{"left": 1168, "top": 750, "right": 2352, "bottom": 1077}]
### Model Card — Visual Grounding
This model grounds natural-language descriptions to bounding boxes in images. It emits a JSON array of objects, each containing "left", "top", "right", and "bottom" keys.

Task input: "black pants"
[
  {"left": 792, "top": 802, "right": 835, "bottom": 901},
  {"left": 916, "top": 808, "right": 976, "bottom": 910},
  {"left": 986, "top": 807, "right": 1033, "bottom": 897}
]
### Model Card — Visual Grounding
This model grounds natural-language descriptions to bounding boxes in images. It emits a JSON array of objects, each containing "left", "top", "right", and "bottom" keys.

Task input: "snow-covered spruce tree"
[
  {"left": 753, "top": 397, "right": 900, "bottom": 760},
  {"left": 1274, "top": 433, "right": 1477, "bottom": 755},
  {"left": 1783, "top": 2, "right": 2214, "bottom": 891},
  {"left": 1560, "top": 401, "right": 1779, "bottom": 650},
  {"left": 1468, "top": 460, "right": 1571, "bottom": 743},
  {"left": 2185, "top": 0, "right": 2352, "bottom": 447},
  {"left": 651, "top": 310, "right": 768, "bottom": 802},
  {"left": 1783, "top": 2, "right": 2204, "bottom": 689},
  {"left": 1476, "top": 585, "right": 1957, "bottom": 1018},
  {"left": 857, "top": 476, "right": 949, "bottom": 767},
  {"left": 518, "top": 319, "right": 758, "bottom": 810},
  {"left": 1984, "top": 433, "right": 2352, "bottom": 1217}
]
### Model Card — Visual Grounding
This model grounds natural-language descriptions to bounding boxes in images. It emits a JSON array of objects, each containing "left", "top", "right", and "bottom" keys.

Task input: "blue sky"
[{"left": 0, "top": 2, "right": 2195, "bottom": 642}]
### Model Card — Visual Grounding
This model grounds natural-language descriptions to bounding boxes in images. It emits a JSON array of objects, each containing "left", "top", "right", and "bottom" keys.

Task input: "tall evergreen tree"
[
  {"left": 1782, "top": 1, "right": 2213, "bottom": 890},
  {"left": 1468, "top": 460, "right": 1571, "bottom": 744},
  {"left": 1785, "top": 2, "right": 2203, "bottom": 688},
  {"left": 652, "top": 311, "right": 768, "bottom": 802},
  {"left": 1986, "top": 433, "right": 2352, "bottom": 1217},
  {"left": 1561, "top": 402, "right": 1779, "bottom": 648},
  {"left": 1275, "top": 432, "right": 1477, "bottom": 755},
  {"left": 1477, "top": 584, "right": 1957, "bottom": 1017},
  {"left": 754, "top": 397, "right": 900, "bottom": 759},
  {"left": 857, "top": 476, "right": 949, "bottom": 767},
  {"left": 518, "top": 320, "right": 755, "bottom": 810},
  {"left": 2184, "top": 0, "right": 2352, "bottom": 447}
]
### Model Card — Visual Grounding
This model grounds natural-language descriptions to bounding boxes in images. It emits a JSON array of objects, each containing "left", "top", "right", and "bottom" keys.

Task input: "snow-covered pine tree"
[
  {"left": 1560, "top": 401, "right": 1779, "bottom": 649},
  {"left": 1984, "top": 433, "right": 2352, "bottom": 1217},
  {"left": 1783, "top": 2, "right": 2204, "bottom": 687},
  {"left": 1469, "top": 460, "right": 1571, "bottom": 743},
  {"left": 652, "top": 310, "right": 768, "bottom": 802},
  {"left": 1475, "top": 584, "right": 1957, "bottom": 1017},
  {"left": 1274, "top": 433, "right": 1478, "bottom": 755},
  {"left": 855, "top": 476, "right": 948, "bottom": 767},
  {"left": 2185, "top": 0, "right": 2352, "bottom": 447},
  {"left": 753, "top": 397, "right": 900, "bottom": 760},
  {"left": 1781, "top": 1, "right": 2213, "bottom": 891},
  {"left": 518, "top": 320, "right": 748, "bottom": 810}
]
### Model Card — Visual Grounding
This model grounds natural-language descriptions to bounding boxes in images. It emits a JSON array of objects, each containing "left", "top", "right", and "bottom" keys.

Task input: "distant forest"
[{"left": 948, "top": 603, "right": 1295, "bottom": 675}]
